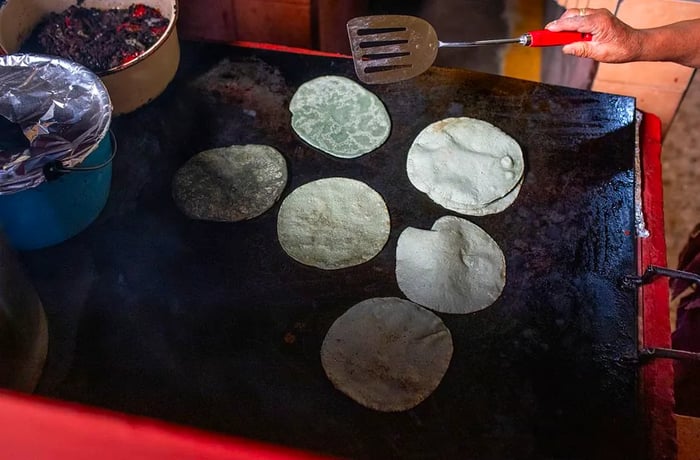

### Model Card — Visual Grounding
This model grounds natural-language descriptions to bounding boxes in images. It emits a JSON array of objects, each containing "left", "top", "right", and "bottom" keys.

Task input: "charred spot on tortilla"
[
  {"left": 172, "top": 144, "right": 288, "bottom": 222},
  {"left": 407, "top": 117, "right": 524, "bottom": 214},
  {"left": 276, "top": 177, "right": 390, "bottom": 270},
  {"left": 396, "top": 216, "right": 506, "bottom": 314},
  {"left": 321, "top": 297, "right": 453, "bottom": 412},
  {"left": 289, "top": 75, "right": 391, "bottom": 158}
]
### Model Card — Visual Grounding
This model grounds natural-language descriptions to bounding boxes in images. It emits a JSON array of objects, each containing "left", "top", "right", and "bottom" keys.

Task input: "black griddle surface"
[{"left": 21, "top": 42, "right": 640, "bottom": 460}]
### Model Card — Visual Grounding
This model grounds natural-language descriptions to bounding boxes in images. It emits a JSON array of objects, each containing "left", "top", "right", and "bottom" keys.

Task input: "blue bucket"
[{"left": 0, "top": 132, "right": 114, "bottom": 251}]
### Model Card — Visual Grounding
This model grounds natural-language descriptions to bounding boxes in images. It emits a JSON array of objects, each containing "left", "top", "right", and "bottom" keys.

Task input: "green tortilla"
[{"left": 289, "top": 76, "right": 391, "bottom": 158}]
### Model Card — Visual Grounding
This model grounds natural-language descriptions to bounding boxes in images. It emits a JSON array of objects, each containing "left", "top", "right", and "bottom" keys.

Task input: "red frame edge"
[
  {"left": 638, "top": 111, "right": 676, "bottom": 460},
  {"left": 0, "top": 390, "right": 334, "bottom": 460}
]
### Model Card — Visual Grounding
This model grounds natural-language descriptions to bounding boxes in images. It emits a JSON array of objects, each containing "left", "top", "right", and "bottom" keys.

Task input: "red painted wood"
[
  {"left": 0, "top": 390, "right": 334, "bottom": 460},
  {"left": 229, "top": 40, "right": 349, "bottom": 58},
  {"left": 638, "top": 111, "right": 676, "bottom": 460}
]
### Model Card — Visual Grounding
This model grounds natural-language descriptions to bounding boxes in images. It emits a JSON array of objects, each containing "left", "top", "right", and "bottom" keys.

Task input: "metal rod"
[
  {"left": 640, "top": 347, "right": 700, "bottom": 362},
  {"left": 644, "top": 265, "right": 700, "bottom": 284},
  {"left": 614, "top": 0, "right": 624, "bottom": 16},
  {"left": 621, "top": 264, "right": 700, "bottom": 289},
  {"left": 439, "top": 38, "right": 522, "bottom": 48}
]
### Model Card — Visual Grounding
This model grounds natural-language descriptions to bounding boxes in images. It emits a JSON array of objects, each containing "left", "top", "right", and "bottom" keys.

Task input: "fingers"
[
  {"left": 546, "top": 8, "right": 643, "bottom": 63},
  {"left": 545, "top": 7, "right": 609, "bottom": 32},
  {"left": 546, "top": 17, "right": 596, "bottom": 34},
  {"left": 557, "top": 7, "right": 588, "bottom": 20}
]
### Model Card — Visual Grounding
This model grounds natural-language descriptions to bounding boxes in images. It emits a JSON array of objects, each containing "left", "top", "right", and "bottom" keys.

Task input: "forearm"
[{"left": 638, "top": 19, "right": 700, "bottom": 68}]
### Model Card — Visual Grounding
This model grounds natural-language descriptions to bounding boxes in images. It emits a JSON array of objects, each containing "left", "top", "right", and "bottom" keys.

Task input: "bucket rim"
[{"left": 43, "top": 130, "right": 117, "bottom": 181}]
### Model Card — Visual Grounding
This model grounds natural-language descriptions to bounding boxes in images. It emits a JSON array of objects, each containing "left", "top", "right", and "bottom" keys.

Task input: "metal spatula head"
[{"left": 347, "top": 15, "right": 438, "bottom": 85}]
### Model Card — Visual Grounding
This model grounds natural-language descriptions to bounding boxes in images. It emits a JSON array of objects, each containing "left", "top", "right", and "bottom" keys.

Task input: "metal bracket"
[
  {"left": 639, "top": 347, "right": 700, "bottom": 363},
  {"left": 621, "top": 264, "right": 700, "bottom": 290}
]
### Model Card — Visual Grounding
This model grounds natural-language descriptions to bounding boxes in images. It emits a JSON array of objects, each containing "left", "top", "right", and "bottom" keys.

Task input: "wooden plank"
[
  {"left": 676, "top": 414, "right": 700, "bottom": 460},
  {"left": 314, "top": 0, "right": 368, "bottom": 54},
  {"left": 178, "top": 0, "right": 238, "bottom": 42},
  {"left": 232, "top": 0, "right": 312, "bottom": 48}
]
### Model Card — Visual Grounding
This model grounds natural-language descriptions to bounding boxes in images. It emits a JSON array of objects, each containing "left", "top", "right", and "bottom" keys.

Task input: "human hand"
[{"left": 545, "top": 8, "right": 644, "bottom": 63}]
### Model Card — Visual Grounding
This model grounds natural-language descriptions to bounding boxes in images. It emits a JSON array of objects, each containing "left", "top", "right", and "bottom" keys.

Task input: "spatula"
[{"left": 347, "top": 15, "right": 592, "bottom": 84}]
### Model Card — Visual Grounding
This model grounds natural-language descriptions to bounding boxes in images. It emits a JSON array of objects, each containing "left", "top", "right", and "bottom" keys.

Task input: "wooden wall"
[{"left": 177, "top": 0, "right": 368, "bottom": 54}]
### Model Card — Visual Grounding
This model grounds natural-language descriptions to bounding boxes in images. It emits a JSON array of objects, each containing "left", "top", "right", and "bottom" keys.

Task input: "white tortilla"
[
  {"left": 172, "top": 144, "right": 287, "bottom": 222},
  {"left": 406, "top": 117, "right": 524, "bottom": 211},
  {"left": 289, "top": 76, "right": 391, "bottom": 158},
  {"left": 396, "top": 216, "right": 505, "bottom": 314},
  {"left": 321, "top": 297, "right": 453, "bottom": 412},
  {"left": 276, "top": 177, "right": 390, "bottom": 270}
]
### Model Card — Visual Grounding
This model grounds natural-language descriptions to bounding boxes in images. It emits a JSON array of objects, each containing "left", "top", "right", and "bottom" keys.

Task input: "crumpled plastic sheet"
[{"left": 0, "top": 53, "right": 112, "bottom": 194}]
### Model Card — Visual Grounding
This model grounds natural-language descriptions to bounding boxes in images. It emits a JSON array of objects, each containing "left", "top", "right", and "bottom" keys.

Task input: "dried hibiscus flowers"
[{"left": 21, "top": 4, "right": 169, "bottom": 73}]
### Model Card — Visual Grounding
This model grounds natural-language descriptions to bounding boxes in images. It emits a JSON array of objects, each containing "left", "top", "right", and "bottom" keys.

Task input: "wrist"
[{"left": 628, "top": 28, "right": 646, "bottom": 61}]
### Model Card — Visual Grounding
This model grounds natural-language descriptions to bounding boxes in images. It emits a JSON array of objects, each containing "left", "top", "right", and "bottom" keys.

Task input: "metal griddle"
[{"left": 20, "top": 42, "right": 641, "bottom": 460}]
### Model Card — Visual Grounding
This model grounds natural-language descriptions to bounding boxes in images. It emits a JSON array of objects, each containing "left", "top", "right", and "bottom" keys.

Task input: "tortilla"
[
  {"left": 406, "top": 117, "right": 524, "bottom": 212},
  {"left": 396, "top": 216, "right": 505, "bottom": 314},
  {"left": 172, "top": 144, "right": 287, "bottom": 222},
  {"left": 321, "top": 297, "right": 453, "bottom": 412},
  {"left": 289, "top": 76, "right": 391, "bottom": 158},
  {"left": 277, "top": 177, "right": 390, "bottom": 270}
]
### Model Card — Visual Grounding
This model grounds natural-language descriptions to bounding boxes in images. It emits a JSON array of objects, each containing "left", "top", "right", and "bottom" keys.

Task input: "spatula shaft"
[
  {"left": 439, "top": 38, "right": 523, "bottom": 48},
  {"left": 438, "top": 31, "right": 592, "bottom": 48}
]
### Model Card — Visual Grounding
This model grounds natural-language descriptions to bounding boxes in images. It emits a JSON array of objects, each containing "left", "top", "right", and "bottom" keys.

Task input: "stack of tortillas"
[{"left": 407, "top": 117, "right": 524, "bottom": 216}]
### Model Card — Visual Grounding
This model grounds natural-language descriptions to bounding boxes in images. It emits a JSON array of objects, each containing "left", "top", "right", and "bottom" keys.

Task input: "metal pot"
[{"left": 0, "top": 0, "right": 180, "bottom": 116}]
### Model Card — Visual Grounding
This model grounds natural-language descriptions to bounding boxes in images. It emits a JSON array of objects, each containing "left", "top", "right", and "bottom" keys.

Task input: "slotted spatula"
[{"left": 347, "top": 15, "right": 592, "bottom": 84}]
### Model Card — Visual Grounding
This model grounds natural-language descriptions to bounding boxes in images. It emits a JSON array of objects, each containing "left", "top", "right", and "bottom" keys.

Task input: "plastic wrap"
[{"left": 0, "top": 54, "right": 112, "bottom": 194}]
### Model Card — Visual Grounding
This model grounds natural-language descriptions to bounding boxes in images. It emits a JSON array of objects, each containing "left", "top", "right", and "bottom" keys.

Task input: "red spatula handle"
[{"left": 527, "top": 30, "right": 593, "bottom": 47}]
